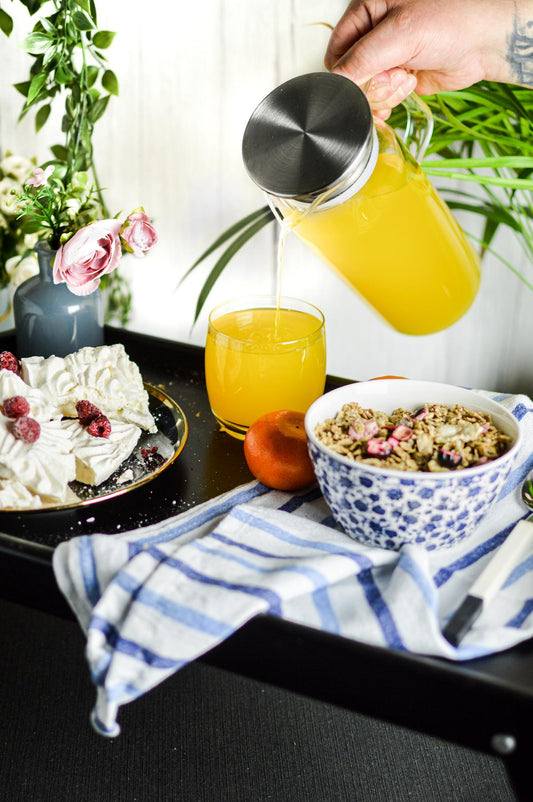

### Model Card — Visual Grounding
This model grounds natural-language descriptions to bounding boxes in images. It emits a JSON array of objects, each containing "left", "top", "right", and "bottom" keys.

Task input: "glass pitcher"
[{"left": 242, "top": 72, "right": 480, "bottom": 336}]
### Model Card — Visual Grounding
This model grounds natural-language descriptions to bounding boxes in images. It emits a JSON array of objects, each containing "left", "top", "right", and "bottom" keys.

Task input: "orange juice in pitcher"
[{"left": 242, "top": 73, "right": 480, "bottom": 335}]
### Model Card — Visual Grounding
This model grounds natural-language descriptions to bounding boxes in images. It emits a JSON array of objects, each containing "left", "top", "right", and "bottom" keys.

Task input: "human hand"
[{"left": 324, "top": 0, "right": 521, "bottom": 118}]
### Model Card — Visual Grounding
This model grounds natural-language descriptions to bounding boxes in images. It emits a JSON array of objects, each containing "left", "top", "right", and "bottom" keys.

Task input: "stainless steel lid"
[{"left": 242, "top": 72, "right": 374, "bottom": 200}]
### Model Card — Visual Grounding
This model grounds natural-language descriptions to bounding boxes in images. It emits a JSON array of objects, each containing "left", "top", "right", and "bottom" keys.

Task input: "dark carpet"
[{"left": 0, "top": 599, "right": 515, "bottom": 802}]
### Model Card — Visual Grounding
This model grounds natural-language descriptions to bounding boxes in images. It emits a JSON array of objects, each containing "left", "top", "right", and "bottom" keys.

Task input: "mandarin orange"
[{"left": 243, "top": 410, "right": 316, "bottom": 491}]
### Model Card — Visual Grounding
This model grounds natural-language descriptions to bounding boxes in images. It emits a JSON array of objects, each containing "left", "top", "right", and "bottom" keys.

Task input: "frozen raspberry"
[
  {"left": 366, "top": 438, "right": 393, "bottom": 457},
  {"left": 0, "top": 351, "right": 20, "bottom": 375},
  {"left": 141, "top": 445, "right": 165, "bottom": 471},
  {"left": 87, "top": 414, "right": 111, "bottom": 438},
  {"left": 11, "top": 416, "right": 40, "bottom": 443},
  {"left": 76, "top": 399, "right": 102, "bottom": 426},
  {"left": 391, "top": 424, "right": 413, "bottom": 441},
  {"left": 2, "top": 395, "right": 30, "bottom": 418}
]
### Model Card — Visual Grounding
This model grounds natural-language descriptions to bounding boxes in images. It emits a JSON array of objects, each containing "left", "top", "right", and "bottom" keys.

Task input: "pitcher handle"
[{"left": 401, "top": 92, "right": 434, "bottom": 161}]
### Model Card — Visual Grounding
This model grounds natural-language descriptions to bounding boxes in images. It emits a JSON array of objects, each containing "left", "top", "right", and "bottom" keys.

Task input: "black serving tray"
[{"left": 1, "top": 325, "right": 531, "bottom": 801}]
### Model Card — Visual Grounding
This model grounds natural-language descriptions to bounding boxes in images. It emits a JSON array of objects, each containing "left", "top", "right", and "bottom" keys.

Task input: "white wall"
[{"left": 2, "top": 0, "right": 533, "bottom": 395}]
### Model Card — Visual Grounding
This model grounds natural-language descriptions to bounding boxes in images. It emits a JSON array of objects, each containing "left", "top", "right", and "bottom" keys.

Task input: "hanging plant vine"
[{"left": 0, "top": 0, "right": 131, "bottom": 324}]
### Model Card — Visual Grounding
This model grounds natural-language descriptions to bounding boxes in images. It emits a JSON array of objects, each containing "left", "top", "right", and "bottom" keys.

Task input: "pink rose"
[
  {"left": 54, "top": 219, "right": 122, "bottom": 296},
  {"left": 120, "top": 210, "right": 157, "bottom": 257}
]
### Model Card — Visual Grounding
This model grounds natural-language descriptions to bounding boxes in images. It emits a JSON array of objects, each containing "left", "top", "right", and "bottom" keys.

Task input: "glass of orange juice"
[{"left": 205, "top": 295, "right": 326, "bottom": 439}]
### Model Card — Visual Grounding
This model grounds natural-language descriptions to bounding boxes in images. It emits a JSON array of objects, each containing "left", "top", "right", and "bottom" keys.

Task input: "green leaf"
[
  {"left": 422, "top": 156, "right": 533, "bottom": 170},
  {"left": 19, "top": 0, "right": 43, "bottom": 14},
  {"left": 88, "top": 94, "right": 110, "bottom": 122},
  {"left": 0, "top": 8, "right": 13, "bottom": 37},
  {"left": 102, "top": 69, "right": 119, "bottom": 95},
  {"left": 19, "top": 217, "right": 46, "bottom": 235},
  {"left": 72, "top": 9, "right": 94, "bottom": 31},
  {"left": 22, "top": 31, "right": 52, "bottom": 54},
  {"left": 35, "top": 102, "right": 51, "bottom": 132},
  {"left": 93, "top": 30, "right": 116, "bottom": 49},
  {"left": 191, "top": 210, "right": 274, "bottom": 324},
  {"left": 180, "top": 206, "right": 273, "bottom": 283},
  {"left": 26, "top": 71, "right": 48, "bottom": 105},
  {"left": 480, "top": 216, "right": 500, "bottom": 252},
  {"left": 50, "top": 144, "right": 69, "bottom": 162},
  {"left": 54, "top": 63, "right": 74, "bottom": 84},
  {"left": 423, "top": 169, "right": 533, "bottom": 189},
  {"left": 13, "top": 81, "right": 31, "bottom": 97},
  {"left": 86, "top": 65, "right": 99, "bottom": 87}
]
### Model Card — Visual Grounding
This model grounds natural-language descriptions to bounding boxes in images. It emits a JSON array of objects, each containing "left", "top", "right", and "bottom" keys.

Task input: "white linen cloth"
[{"left": 53, "top": 391, "right": 533, "bottom": 738}]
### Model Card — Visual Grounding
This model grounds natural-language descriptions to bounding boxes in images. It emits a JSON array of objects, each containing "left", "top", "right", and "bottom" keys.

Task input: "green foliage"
[
  {"left": 16, "top": 169, "right": 102, "bottom": 249},
  {"left": 403, "top": 83, "right": 533, "bottom": 272},
  {"left": 1, "top": 0, "right": 132, "bottom": 323},
  {"left": 183, "top": 80, "right": 533, "bottom": 325},
  {"left": 12, "top": 0, "right": 118, "bottom": 185}
]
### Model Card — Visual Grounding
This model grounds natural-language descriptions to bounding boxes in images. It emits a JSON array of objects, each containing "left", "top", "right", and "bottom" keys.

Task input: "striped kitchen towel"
[{"left": 53, "top": 392, "right": 533, "bottom": 738}]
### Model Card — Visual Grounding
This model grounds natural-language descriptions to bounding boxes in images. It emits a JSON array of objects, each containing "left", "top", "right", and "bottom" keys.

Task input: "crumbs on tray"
[{"left": 314, "top": 402, "right": 511, "bottom": 472}]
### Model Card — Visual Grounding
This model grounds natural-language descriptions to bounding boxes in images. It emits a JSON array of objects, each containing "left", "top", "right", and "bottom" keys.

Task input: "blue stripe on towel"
[
  {"left": 397, "top": 550, "right": 438, "bottom": 612},
  {"left": 230, "top": 507, "right": 405, "bottom": 649},
  {"left": 231, "top": 507, "right": 373, "bottom": 567},
  {"left": 79, "top": 536, "right": 101, "bottom": 606},
  {"left": 502, "top": 554, "right": 533, "bottom": 588},
  {"left": 491, "top": 393, "right": 511, "bottom": 402},
  {"left": 507, "top": 598, "right": 533, "bottom": 628},
  {"left": 145, "top": 545, "right": 284, "bottom": 615},
  {"left": 510, "top": 401, "right": 533, "bottom": 420},
  {"left": 433, "top": 521, "right": 519, "bottom": 587},
  {"left": 90, "top": 615, "right": 187, "bottom": 679},
  {"left": 115, "top": 572, "right": 233, "bottom": 637},
  {"left": 192, "top": 537, "right": 340, "bottom": 633},
  {"left": 356, "top": 568, "right": 406, "bottom": 650},
  {"left": 105, "top": 682, "right": 154, "bottom": 704},
  {"left": 134, "top": 482, "right": 270, "bottom": 547},
  {"left": 499, "top": 451, "right": 533, "bottom": 499}
]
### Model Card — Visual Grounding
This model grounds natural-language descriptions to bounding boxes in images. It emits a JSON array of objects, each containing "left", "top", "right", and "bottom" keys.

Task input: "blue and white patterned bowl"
[{"left": 305, "top": 380, "right": 522, "bottom": 551}]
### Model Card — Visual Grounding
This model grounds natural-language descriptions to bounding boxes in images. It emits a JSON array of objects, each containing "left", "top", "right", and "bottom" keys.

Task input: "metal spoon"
[{"left": 521, "top": 475, "right": 533, "bottom": 508}]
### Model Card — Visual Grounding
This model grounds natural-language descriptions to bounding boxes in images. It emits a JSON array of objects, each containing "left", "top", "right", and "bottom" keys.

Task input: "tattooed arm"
[{"left": 325, "top": 0, "right": 533, "bottom": 117}]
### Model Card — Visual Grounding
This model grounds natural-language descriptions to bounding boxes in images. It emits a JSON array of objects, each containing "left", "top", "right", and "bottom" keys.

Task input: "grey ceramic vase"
[{"left": 13, "top": 240, "right": 104, "bottom": 358}]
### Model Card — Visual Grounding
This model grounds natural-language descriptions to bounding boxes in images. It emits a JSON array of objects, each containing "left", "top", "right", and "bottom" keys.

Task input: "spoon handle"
[{"left": 443, "top": 518, "right": 533, "bottom": 646}]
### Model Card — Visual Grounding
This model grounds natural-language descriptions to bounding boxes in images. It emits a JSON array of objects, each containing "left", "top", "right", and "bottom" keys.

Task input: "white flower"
[
  {"left": 65, "top": 197, "right": 82, "bottom": 219},
  {"left": 23, "top": 232, "right": 39, "bottom": 250},
  {"left": 0, "top": 177, "right": 22, "bottom": 216},
  {"left": 5, "top": 253, "right": 39, "bottom": 288},
  {"left": 0, "top": 155, "right": 35, "bottom": 184}
]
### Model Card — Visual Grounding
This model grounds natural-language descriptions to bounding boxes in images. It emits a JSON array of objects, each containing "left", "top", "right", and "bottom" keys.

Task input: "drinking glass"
[{"left": 205, "top": 295, "right": 326, "bottom": 439}]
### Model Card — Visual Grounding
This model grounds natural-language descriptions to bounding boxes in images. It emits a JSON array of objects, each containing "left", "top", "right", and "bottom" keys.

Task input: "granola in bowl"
[
  {"left": 304, "top": 379, "right": 522, "bottom": 549},
  {"left": 314, "top": 401, "right": 512, "bottom": 473}
]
